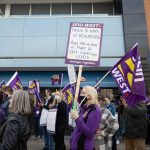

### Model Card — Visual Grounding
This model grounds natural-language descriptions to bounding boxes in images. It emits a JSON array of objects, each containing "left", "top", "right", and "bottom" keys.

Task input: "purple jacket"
[{"left": 70, "top": 104, "right": 101, "bottom": 150}]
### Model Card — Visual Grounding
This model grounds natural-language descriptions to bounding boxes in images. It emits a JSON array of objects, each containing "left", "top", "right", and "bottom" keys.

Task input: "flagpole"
[
  {"left": 94, "top": 70, "right": 110, "bottom": 88},
  {"left": 6, "top": 71, "right": 18, "bottom": 86},
  {"left": 77, "top": 70, "right": 110, "bottom": 110}
]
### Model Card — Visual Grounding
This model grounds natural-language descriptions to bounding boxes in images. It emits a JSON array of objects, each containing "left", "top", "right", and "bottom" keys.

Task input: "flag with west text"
[{"left": 110, "top": 43, "right": 146, "bottom": 106}]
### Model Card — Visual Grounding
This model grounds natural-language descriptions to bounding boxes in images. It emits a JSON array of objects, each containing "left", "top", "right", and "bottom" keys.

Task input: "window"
[
  {"left": 72, "top": 3, "right": 92, "bottom": 14},
  {"left": 31, "top": 4, "right": 50, "bottom": 15},
  {"left": 10, "top": 4, "right": 30, "bottom": 15},
  {"left": 52, "top": 3, "right": 71, "bottom": 15},
  {"left": 93, "top": 3, "right": 113, "bottom": 14},
  {"left": 0, "top": 4, "right": 5, "bottom": 15}
]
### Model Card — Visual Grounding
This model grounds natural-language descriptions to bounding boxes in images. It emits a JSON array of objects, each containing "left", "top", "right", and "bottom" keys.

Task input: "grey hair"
[{"left": 11, "top": 90, "right": 31, "bottom": 114}]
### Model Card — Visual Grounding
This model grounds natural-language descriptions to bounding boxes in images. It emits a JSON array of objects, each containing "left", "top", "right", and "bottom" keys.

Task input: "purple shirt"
[{"left": 70, "top": 105, "right": 101, "bottom": 150}]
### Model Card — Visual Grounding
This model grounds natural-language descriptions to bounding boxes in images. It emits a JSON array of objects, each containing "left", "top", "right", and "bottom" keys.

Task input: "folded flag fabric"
[{"left": 62, "top": 84, "right": 75, "bottom": 111}]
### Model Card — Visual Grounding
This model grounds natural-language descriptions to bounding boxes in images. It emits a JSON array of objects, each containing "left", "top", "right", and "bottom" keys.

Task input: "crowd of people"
[{"left": 0, "top": 85, "right": 150, "bottom": 150}]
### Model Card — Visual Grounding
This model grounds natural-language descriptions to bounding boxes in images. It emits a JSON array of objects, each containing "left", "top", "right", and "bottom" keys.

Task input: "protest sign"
[
  {"left": 65, "top": 22, "right": 103, "bottom": 66},
  {"left": 65, "top": 22, "right": 103, "bottom": 110}
]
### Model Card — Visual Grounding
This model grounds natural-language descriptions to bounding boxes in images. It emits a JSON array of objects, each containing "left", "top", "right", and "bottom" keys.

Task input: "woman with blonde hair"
[
  {"left": 0, "top": 90, "right": 31, "bottom": 150},
  {"left": 70, "top": 86, "right": 101, "bottom": 150}
]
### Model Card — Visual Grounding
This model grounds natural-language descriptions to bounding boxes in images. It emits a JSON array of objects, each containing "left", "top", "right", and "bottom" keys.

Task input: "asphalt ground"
[{"left": 27, "top": 136, "right": 150, "bottom": 150}]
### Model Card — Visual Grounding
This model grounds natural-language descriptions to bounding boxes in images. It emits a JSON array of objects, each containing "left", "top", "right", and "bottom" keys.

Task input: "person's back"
[
  {"left": 124, "top": 102, "right": 147, "bottom": 139},
  {"left": 0, "top": 112, "right": 30, "bottom": 150},
  {"left": 123, "top": 101, "right": 147, "bottom": 150},
  {"left": 146, "top": 102, "right": 150, "bottom": 144},
  {"left": 0, "top": 90, "right": 31, "bottom": 150}
]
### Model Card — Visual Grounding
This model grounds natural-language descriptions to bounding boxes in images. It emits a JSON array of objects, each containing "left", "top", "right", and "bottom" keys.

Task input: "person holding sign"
[{"left": 70, "top": 86, "right": 101, "bottom": 150}]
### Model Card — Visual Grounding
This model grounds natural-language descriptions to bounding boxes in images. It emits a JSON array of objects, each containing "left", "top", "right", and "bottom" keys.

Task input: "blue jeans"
[{"left": 42, "top": 126, "right": 55, "bottom": 150}]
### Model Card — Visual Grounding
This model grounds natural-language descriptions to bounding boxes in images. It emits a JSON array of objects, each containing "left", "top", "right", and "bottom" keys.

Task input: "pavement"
[{"left": 27, "top": 136, "right": 150, "bottom": 150}]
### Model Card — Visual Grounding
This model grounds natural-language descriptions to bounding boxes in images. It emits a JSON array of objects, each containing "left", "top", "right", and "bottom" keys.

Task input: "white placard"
[
  {"left": 46, "top": 109, "right": 57, "bottom": 133},
  {"left": 65, "top": 23, "right": 103, "bottom": 67},
  {"left": 40, "top": 108, "right": 49, "bottom": 126},
  {"left": 67, "top": 64, "right": 76, "bottom": 84}
]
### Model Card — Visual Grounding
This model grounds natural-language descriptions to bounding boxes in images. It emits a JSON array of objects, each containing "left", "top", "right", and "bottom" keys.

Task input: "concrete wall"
[{"left": 0, "top": 16, "right": 125, "bottom": 69}]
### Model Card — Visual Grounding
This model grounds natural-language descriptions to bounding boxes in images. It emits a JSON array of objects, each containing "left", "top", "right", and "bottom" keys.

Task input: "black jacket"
[
  {"left": 43, "top": 96, "right": 54, "bottom": 110},
  {"left": 124, "top": 102, "right": 147, "bottom": 139},
  {"left": 0, "top": 113, "right": 30, "bottom": 150},
  {"left": 55, "top": 100, "right": 67, "bottom": 134},
  {"left": 1, "top": 97, "right": 11, "bottom": 117}
]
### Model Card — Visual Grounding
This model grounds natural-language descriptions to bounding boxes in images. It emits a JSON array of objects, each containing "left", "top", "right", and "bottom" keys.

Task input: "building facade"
[{"left": 0, "top": 0, "right": 149, "bottom": 91}]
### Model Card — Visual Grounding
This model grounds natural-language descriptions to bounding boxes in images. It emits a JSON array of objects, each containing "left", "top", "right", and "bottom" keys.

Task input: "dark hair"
[{"left": 45, "top": 89, "right": 51, "bottom": 94}]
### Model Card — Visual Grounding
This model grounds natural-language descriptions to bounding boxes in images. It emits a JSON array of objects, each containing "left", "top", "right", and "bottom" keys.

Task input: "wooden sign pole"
[{"left": 73, "top": 65, "right": 83, "bottom": 110}]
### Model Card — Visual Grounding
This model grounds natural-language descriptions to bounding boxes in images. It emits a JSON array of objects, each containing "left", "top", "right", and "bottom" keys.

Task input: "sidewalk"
[{"left": 27, "top": 136, "right": 150, "bottom": 150}]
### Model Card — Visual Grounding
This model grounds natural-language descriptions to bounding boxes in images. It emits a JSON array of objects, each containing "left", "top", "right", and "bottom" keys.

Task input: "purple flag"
[
  {"left": 34, "top": 90, "right": 41, "bottom": 103},
  {"left": 28, "top": 80, "right": 38, "bottom": 93},
  {"left": 62, "top": 84, "right": 75, "bottom": 111},
  {"left": 6, "top": 72, "right": 23, "bottom": 91},
  {"left": 51, "top": 73, "right": 63, "bottom": 86},
  {"left": 110, "top": 43, "right": 146, "bottom": 107},
  {"left": 28, "top": 80, "right": 41, "bottom": 102},
  {"left": 0, "top": 80, "right": 5, "bottom": 89}
]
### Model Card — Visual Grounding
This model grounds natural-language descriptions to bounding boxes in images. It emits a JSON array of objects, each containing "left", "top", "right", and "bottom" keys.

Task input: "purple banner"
[
  {"left": 65, "top": 22, "right": 103, "bottom": 67},
  {"left": 28, "top": 80, "right": 41, "bottom": 102},
  {"left": 34, "top": 90, "right": 42, "bottom": 103},
  {"left": 110, "top": 43, "right": 146, "bottom": 107},
  {"left": 6, "top": 72, "right": 23, "bottom": 91},
  {"left": 62, "top": 84, "right": 75, "bottom": 111},
  {"left": 28, "top": 80, "right": 38, "bottom": 93},
  {"left": 51, "top": 73, "right": 63, "bottom": 86}
]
